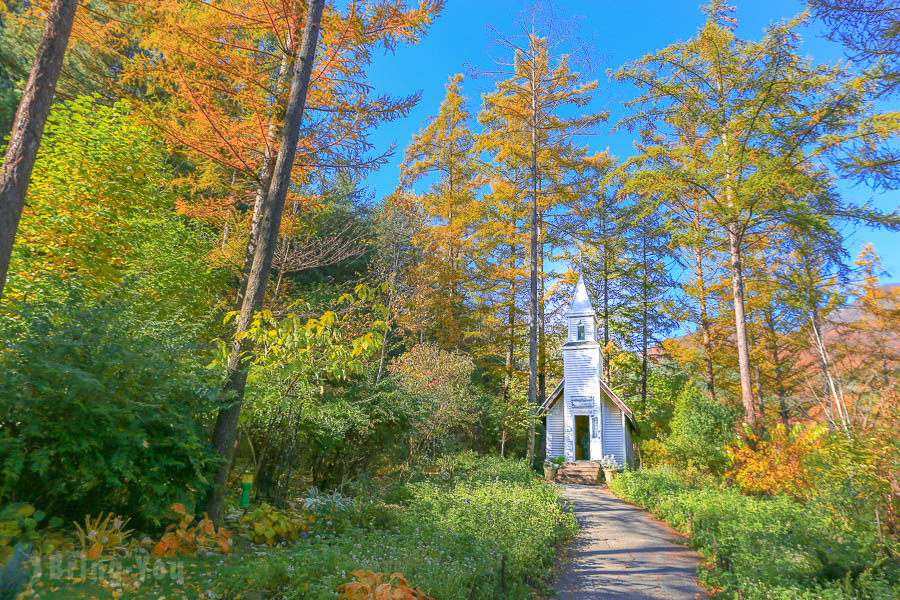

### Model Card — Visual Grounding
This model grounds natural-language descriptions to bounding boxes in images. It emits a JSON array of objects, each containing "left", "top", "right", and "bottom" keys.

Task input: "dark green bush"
[
  {"left": 0, "top": 287, "right": 221, "bottom": 528},
  {"left": 610, "top": 468, "right": 900, "bottom": 600},
  {"left": 664, "top": 384, "right": 737, "bottom": 474}
]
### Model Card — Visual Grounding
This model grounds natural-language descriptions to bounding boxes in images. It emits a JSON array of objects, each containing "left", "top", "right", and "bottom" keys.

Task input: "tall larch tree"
[
  {"left": 400, "top": 73, "right": 480, "bottom": 349},
  {"left": 478, "top": 22, "right": 605, "bottom": 464},
  {"left": 614, "top": 1, "right": 899, "bottom": 427}
]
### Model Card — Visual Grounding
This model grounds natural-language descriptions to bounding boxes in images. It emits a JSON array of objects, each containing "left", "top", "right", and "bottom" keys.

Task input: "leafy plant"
[
  {"left": 73, "top": 513, "right": 132, "bottom": 559},
  {"left": 727, "top": 424, "right": 826, "bottom": 498},
  {"left": 337, "top": 570, "right": 433, "bottom": 600},
  {"left": 240, "top": 503, "right": 305, "bottom": 546},
  {"left": 0, "top": 287, "right": 223, "bottom": 528},
  {"left": 153, "top": 504, "right": 231, "bottom": 557},
  {"left": 298, "top": 487, "right": 358, "bottom": 535},
  {"left": 0, "top": 503, "right": 64, "bottom": 564},
  {"left": 599, "top": 455, "right": 621, "bottom": 470},
  {"left": 217, "top": 458, "right": 579, "bottom": 600}
]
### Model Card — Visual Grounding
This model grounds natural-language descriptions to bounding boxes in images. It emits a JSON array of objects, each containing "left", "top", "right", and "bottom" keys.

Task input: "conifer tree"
[
  {"left": 400, "top": 73, "right": 480, "bottom": 349},
  {"left": 478, "top": 24, "right": 604, "bottom": 464},
  {"left": 614, "top": 1, "right": 900, "bottom": 426}
]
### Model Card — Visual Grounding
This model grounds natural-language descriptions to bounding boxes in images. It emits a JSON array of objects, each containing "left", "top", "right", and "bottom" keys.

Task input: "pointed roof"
[{"left": 567, "top": 273, "right": 596, "bottom": 316}]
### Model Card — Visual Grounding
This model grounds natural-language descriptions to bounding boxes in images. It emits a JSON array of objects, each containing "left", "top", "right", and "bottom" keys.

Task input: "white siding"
[
  {"left": 563, "top": 349, "right": 599, "bottom": 398},
  {"left": 546, "top": 399, "right": 565, "bottom": 458},
  {"left": 601, "top": 397, "right": 626, "bottom": 467}
]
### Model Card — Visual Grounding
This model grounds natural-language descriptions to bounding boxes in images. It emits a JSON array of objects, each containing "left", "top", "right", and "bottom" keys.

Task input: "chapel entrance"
[{"left": 574, "top": 415, "right": 590, "bottom": 460}]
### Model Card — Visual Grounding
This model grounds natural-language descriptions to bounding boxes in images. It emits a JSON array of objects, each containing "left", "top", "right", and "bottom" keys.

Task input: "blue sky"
[{"left": 361, "top": 0, "right": 900, "bottom": 280}]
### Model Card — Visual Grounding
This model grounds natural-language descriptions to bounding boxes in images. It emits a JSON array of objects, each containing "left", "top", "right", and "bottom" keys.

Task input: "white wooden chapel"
[{"left": 541, "top": 274, "right": 636, "bottom": 467}]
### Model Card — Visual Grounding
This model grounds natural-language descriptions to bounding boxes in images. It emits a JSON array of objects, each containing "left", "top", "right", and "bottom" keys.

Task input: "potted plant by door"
[
  {"left": 544, "top": 456, "right": 563, "bottom": 480},
  {"left": 600, "top": 455, "right": 621, "bottom": 484}
]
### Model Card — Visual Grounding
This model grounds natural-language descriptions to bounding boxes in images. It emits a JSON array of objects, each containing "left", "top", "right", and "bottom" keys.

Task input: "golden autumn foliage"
[
  {"left": 726, "top": 424, "right": 826, "bottom": 498},
  {"left": 400, "top": 73, "right": 480, "bottom": 348}
]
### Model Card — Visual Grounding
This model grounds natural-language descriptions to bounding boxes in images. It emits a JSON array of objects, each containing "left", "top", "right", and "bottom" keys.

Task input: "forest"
[{"left": 0, "top": 0, "right": 898, "bottom": 599}]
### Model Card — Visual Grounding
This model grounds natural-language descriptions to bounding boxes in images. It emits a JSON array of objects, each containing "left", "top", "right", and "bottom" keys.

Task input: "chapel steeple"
[{"left": 566, "top": 273, "right": 598, "bottom": 344}]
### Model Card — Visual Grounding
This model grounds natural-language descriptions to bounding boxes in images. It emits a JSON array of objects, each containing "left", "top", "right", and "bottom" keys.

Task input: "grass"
[{"left": 19, "top": 553, "right": 229, "bottom": 599}]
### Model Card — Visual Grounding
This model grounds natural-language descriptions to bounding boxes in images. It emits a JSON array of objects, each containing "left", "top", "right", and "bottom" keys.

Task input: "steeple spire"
[{"left": 567, "top": 272, "right": 595, "bottom": 316}]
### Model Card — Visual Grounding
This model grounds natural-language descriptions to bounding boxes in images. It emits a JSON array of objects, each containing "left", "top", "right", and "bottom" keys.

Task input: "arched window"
[{"left": 577, "top": 321, "right": 585, "bottom": 341}]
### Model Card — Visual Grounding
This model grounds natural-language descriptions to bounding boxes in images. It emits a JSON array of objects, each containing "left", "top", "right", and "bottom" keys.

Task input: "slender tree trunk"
[
  {"left": 503, "top": 245, "right": 516, "bottom": 398},
  {"left": 375, "top": 287, "right": 394, "bottom": 384},
  {"left": 0, "top": 0, "right": 78, "bottom": 300},
  {"left": 754, "top": 362, "right": 765, "bottom": 418},
  {"left": 765, "top": 310, "right": 790, "bottom": 430},
  {"left": 810, "top": 305, "right": 836, "bottom": 429},
  {"left": 640, "top": 235, "right": 648, "bottom": 406},
  {"left": 748, "top": 317, "right": 765, "bottom": 419},
  {"left": 205, "top": 0, "right": 325, "bottom": 524},
  {"left": 526, "top": 70, "right": 539, "bottom": 468},
  {"left": 235, "top": 48, "right": 295, "bottom": 308},
  {"left": 727, "top": 226, "right": 756, "bottom": 426},
  {"left": 601, "top": 211, "right": 611, "bottom": 383},
  {"left": 694, "top": 246, "right": 716, "bottom": 399},
  {"left": 538, "top": 211, "right": 546, "bottom": 410}
]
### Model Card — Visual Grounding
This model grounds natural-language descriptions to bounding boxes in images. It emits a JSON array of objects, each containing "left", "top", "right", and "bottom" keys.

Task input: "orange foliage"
[
  {"left": 152, "top": 503, "right": 231, "bottom": 557},
  {"left": 13, "top": 0, "right": 442, "bottom": 239},
  {"left": 337, "top": 570, "right": 433, "bottom": 600},
  {"left": 726, "top": 424, "right": 825, "bottom": 498}
]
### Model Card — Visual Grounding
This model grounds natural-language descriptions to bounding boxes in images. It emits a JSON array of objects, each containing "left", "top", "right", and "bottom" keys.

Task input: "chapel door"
[
  {"left": 573, "top": 415, "right": 590, "bottom": 460},
  {"left": 590, "top": 414, "right": 602, "bottom": 461}
]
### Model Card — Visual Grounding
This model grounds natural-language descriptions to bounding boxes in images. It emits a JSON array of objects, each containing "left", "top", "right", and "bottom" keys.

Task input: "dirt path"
[{"left": 553, "top": 484, "right": 707, "bottom": 600}]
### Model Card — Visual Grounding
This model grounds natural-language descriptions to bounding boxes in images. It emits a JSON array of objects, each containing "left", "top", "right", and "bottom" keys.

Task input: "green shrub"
[
  {"left": 610, "top": 468, "right": 900, "bottom": 600},
  {"left": 663, "top": 385, "right": 737, "bottom": 474},
  {"left": 460, "top": 457, "right": 537, "bottom": 485},
  {"left": 0, "top": 288, "right": 222, "bottom": 528}
]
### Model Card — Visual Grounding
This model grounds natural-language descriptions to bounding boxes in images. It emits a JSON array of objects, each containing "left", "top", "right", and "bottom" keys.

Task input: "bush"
[
  {"left": 0, "top": 288, "right": 222, "bottom": 528},
  {"left": 217, "top": 458, "right": 577, "bottom": 600},
  {"left": 664, "top": 384, "right": 737, "bottom": 474},
  {"left": 389, "top": 344, "right": 479, "bottom": 462},
  {"left": 610, "top": 468, "right": 900, "bottom": 600}
]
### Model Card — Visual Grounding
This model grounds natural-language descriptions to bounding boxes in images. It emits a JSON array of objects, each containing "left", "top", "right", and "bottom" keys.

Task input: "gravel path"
[{"left": 553, "top": 484, "right": 707, "bottom": 600}]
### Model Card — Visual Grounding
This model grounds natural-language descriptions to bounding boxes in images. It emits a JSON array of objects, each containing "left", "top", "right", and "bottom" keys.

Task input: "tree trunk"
[
  {"left": 727, "top": 226, "right": 757, "bottom": 426},
  {"left": 753, "top": 362, "right": 765, "bottom": 418},
  {"left": 762, "top": 309, "right": 790, "bottom": 430},
  {"left": 503, "top": 244, "right": 516, "bottom": 398},
  {"left": 236, "top": 47, "right": 295, "bottom": 308},
  {"left": 0, "top": 0, "right": 78, "bottom": 300},
  {"left": 640, "top": 234, "right": 648, "bottom": 406},
  {"left": 694, "top": 246, "right": 716, "bottom": 399},
  {"left": 601, "top": 210, "right": 611, "bottom": 383},
  {"left": 810, "top": 305, "right": 836, "bottom": 429},
  {"left": 375, "top": 286, "right": 394, "bottom": 384},
  {"left": 538, "top": 210, "right": 546, "bottom": 410},
  {"left": 205, "top": 0, "right": 325, "bottom": 524},
  {"left": 526, "top": 70, "right": 539, "bottom": 468}
]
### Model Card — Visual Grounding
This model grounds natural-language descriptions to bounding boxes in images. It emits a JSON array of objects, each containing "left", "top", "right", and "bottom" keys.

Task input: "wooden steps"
[{"left": 555, "top": 462, "right": 601, "bottom": 485}]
